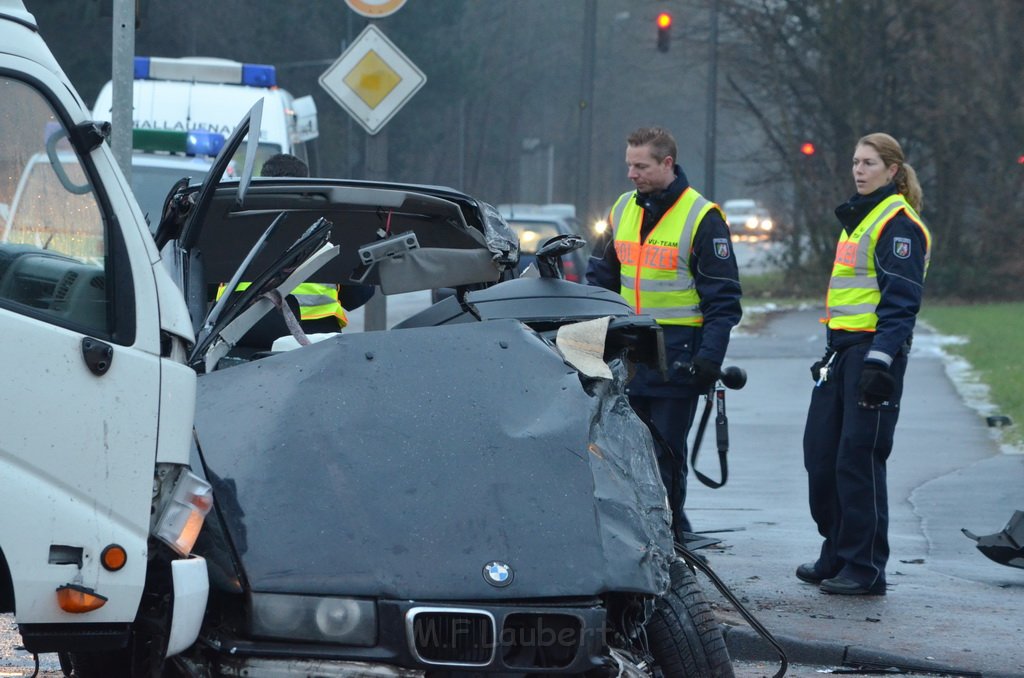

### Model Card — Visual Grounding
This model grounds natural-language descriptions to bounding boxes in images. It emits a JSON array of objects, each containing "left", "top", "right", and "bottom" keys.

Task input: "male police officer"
[{"left": 587, "top": 127, "right": 742, "bottom": 540}]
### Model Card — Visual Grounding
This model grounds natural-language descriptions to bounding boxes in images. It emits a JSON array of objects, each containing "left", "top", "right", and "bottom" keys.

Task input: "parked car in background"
[
  {"left": 431, "top": 203, "right": 591, "bottom": 304},
  {"left": 721, "top": 198, "right": 774, "bottom": 242},
  {"left": 498, "top": 203, "right": 590, "bottom": 283}
]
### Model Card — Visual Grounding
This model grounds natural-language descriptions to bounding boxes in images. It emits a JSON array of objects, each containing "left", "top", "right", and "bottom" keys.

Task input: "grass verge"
[{"left": 919, "top": 303, "right": 1023, "bottom": 448}]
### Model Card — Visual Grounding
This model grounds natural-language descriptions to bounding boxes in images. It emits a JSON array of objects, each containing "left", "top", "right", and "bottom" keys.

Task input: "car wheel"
[{"left": 647, "top": 560, "right": 734, "bottom": 678}]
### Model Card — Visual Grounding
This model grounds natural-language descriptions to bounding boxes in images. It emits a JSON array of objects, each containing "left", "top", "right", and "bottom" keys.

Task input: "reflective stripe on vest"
[
  {"left": 216, "top": 281, "right": 348, "bottom": 329},
  {"left": 611, "top": 188, "right": 717, "bottom": 326},
  {"left": 825, "top": 194, "right": 931, "bottom": 331}
]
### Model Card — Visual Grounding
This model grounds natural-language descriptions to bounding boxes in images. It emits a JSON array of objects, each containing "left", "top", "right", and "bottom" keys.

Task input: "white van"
[
  {"left": 0, "top": 2, "right": 211, "bottom": 672},
  {"left": 92, "top": 55, "right": 319, "bottom": 170}
]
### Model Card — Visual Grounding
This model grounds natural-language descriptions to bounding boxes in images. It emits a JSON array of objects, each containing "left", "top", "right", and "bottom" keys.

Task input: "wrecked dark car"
[{"left": 155, "top": 103, "right": 735, "bottom": 677}]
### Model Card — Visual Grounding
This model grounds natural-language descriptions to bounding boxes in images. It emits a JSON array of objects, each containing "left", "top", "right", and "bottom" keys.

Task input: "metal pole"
[
  {"left": 363, "top": 129, "right": 389, "bottom": 331},
  {"left": 704, "top": 0, "right": 719, "bottom": 199},
  {"left": 111, "top": 0, "right": 135, "bottom": 183},
  {"left": 576, "top": 0, "right": 597, "bottom": 223},
  {"left": 457, "top": 99, "right": 466, "bottom": 190},
  {"left": 546, "top": 144, "right": 554, "bottom": 204}
]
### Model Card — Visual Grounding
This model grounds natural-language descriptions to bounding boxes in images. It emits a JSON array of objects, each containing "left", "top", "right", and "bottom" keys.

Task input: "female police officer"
[{"left": 798, "top": 132, "right": 932, "bottom": 595}]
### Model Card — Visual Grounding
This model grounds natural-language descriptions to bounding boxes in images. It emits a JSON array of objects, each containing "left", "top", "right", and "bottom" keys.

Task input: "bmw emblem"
[{"left": 483, "top": 561, "right": 514, "bottom": 587}]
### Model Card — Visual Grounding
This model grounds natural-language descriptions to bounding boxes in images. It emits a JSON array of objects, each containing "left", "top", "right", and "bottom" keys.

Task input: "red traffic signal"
[
  {"left": 657, "top": 12, "right": 672, "bottom": 52},
  {"left": 800, "top": 142, "right": 816, "bottom": 156}
]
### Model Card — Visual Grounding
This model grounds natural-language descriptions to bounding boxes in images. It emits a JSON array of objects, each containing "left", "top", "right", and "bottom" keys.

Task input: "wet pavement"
[{"left": 692, "top": 305, "right": 1024, "bottom": 678}]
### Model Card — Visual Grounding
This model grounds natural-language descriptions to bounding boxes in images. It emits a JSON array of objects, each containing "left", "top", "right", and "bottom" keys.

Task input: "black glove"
[
  {"left": 810, "top": 357, "right": 827, "bottom": 383},
  {"left": 857, "top": 361, "right": 895, "bottom": 406},
  {"left": 810, "top": 350, "right": 834, "bottom": 383},
  {"left": 690, "top": 357, "right": 721, "bottom": 392}
]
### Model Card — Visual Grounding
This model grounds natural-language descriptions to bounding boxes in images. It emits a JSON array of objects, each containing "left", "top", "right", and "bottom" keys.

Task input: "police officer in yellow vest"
[
  {"left": 798, "top": 133, "right": 933, "bottom": 596},
  {"left": 587, "top": 127, "right": 742, "bottom": 542},
  {"left": 217, "top": 281, "right": 350, "bottom": 331}
]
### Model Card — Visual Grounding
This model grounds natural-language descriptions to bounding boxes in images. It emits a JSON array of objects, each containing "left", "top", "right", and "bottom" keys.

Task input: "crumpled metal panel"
[{"left": 193, "top": 319, "right": 672, "bottom": 600}]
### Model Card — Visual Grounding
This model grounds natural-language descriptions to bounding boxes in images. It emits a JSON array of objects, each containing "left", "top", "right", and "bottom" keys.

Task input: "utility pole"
[
  {"left": 111, "top": 0, "right": 135, "bottom": 183},
  {"left": 576, "top": 0, "right": 597, "bottom": 224},
  {"left": 704, "top": 0, "right": 720, "bottom": 199},
  {"left": 362, "top": 130, "right": 388, "bottom": 331}
]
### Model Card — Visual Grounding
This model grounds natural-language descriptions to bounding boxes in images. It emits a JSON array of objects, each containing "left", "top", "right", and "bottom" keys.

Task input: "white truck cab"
[{"left": 0, "top": 1, "right": 211, "bottom": 671}]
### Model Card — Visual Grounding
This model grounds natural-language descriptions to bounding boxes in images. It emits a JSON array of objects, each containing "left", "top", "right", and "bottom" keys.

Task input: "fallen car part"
[{"left": 962, "top": 510, "right": 1024, "bottom": 569}]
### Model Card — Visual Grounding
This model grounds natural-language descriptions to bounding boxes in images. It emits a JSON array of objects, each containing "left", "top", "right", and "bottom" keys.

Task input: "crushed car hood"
[{"left": 193, "top": 319, "right": 673, "bottom": 601}]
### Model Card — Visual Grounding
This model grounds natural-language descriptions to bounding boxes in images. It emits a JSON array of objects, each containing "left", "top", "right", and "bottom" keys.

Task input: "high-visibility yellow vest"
[
  {"left": 825, "top": 194, "right": 931, "bottom": 331},
  {"left": 610, "top": 187, "right": 720, "bottom": 326},
  {"left": 216, "top": 281, "right": 347, "bottom": 329}
]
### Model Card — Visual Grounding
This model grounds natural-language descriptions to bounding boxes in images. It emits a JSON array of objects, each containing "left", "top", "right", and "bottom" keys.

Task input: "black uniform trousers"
[
  {"left": 630, "top": 394, "right": 700, "bottom": 540},
  {"left": 803, "top": 341, "right": 907, "bottom": 588}
]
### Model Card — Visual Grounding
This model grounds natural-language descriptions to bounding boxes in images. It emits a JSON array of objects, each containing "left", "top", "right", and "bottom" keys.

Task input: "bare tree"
[{"left": 721, "top": 0, "right": 1024, "bottom": 298}]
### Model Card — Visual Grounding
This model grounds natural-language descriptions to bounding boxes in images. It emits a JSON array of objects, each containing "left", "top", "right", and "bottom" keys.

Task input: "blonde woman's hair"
[{"left": 857, "top": 132, "right": 923, "bottom": 212}]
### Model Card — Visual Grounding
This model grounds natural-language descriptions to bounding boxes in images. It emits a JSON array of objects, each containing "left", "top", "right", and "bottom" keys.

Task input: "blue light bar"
[
  {"left": 242, "top": 63, "right": 276, "bottom": 87},
  {"left": 132, "top": 56, "right": 276, "bottom": 88},
  {"left": 186, "top": 130, "right": 226, "bottom": 156},
  {"left": 134, "top": 56, "right": 150, "bottom": 80}
]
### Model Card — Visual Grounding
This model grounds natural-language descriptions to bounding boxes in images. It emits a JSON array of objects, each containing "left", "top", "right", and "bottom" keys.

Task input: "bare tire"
[{"left": 648, "top": 560, "right": 734, "bottom": 678}]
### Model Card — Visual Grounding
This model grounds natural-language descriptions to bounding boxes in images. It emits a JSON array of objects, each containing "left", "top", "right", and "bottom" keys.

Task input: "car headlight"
[
  {"left": 744, "top": 216, "right": 758, "bottom": 230},
  {"left": 760, "top": 219, "right": 774, "bottom": 231},
  {"left": 250, "top": 594, "right": 377, "bottom": 645}
]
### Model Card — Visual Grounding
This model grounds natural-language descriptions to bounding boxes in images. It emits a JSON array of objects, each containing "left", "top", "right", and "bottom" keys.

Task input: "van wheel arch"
[{"left": 0, "top": 548, "right": 15, "bottom": 613}]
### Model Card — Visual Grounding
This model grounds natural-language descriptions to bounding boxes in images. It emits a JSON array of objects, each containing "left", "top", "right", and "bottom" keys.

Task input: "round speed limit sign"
[{"left": 344, "top": 0, "right": 407, "bottom": 18}]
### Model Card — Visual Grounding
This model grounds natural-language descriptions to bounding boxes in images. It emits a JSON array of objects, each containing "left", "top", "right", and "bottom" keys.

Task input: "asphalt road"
[{"left": 692, "top": 305, "right": 1024, "bottom": 678}]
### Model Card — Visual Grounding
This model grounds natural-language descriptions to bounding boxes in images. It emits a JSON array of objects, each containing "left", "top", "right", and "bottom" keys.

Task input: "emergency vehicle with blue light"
[{"left": 91, "top": 55, "right": 319, "bottom": 170}]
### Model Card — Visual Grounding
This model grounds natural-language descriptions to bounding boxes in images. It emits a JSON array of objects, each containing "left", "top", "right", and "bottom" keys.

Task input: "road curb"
[{"left": 721, "top": 624, "right": 986, "bottom": 677}]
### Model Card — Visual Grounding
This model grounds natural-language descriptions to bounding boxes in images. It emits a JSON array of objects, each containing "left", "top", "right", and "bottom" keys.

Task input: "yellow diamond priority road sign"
[{"left": 319, "top": 24, "right": 426, "bottom": 136}]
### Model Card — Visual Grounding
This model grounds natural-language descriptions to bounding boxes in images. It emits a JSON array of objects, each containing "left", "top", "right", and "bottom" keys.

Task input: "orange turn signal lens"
[
  {"left": 56, "top": 584, "right": 108, "bottom": 614},
  {"left": 100, "top": 544, "right": 127, "bottom": 572}
]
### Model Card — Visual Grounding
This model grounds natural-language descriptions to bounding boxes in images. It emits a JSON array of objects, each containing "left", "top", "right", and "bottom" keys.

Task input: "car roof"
[
  {"left": 132, "top": 152, "right": 215, "bottom": 170},
  {"left": 180, "top": 177, "right": 509, "bottom": 284},
  {"left": 722, "top": 198, "right": 759, "bottom": 209},
  {"left": 0, "top": 0, "right": 34, "bottom": 24},
  {"left": 155, "top": 102, "right": 520, "bottom": 366}
]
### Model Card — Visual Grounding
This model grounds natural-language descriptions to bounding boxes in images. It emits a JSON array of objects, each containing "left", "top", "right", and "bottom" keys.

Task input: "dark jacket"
[
  {"left": 829, "top": 183, "right": 929, "bottom": 365},
  {"left": 586, "top": 167, "right": 742, "bottom": 397}
]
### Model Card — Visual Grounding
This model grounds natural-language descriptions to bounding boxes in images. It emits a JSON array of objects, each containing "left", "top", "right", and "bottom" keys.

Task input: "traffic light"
[
  {"left": 800, "top": 141, "right": 816, "bottom": 156},
  {"left": 656, "top": 12, "right": 672, "bottom": 52}
]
